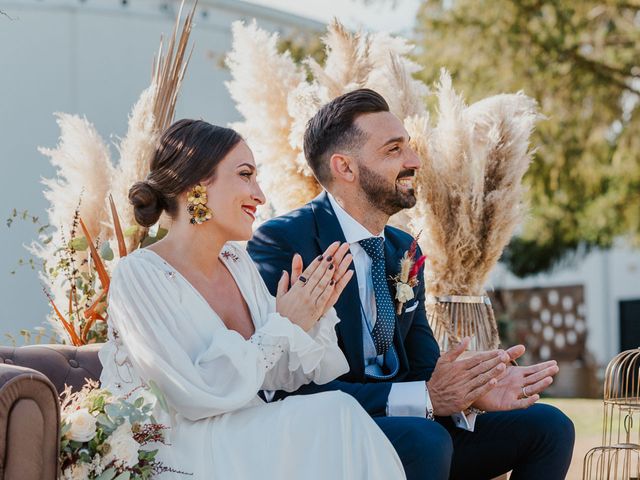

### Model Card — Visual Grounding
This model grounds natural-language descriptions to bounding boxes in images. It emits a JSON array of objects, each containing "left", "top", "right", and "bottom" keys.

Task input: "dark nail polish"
[
  {"left": 329, "top": 264, "right": 334, "bottom": 270},
  {"left": 317, "top": 255, "right": 323, "bottom": 261},
  {"left": 326, "top": 256, "right": 333, "bottom": 262},
  {"left": 330, "top": 280, "right": 335, "bottom": 286}
]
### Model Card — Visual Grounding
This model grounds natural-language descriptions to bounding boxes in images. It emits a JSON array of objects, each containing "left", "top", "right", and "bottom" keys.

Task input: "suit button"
[{"left": 68, "top": 359, "right": 79, "bottom": 368}]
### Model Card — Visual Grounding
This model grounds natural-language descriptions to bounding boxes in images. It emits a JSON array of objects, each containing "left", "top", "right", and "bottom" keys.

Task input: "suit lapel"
[{"left": 311, "top": 192, "right": 365, "bottom": 377}]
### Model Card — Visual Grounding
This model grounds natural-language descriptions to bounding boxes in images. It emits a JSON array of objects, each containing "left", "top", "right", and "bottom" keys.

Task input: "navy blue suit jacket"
[{"left": 247, "top": 192, "right": 441, "bottom": 417}]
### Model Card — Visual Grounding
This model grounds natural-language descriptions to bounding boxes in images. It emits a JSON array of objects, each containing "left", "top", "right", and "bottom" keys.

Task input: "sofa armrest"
[{"left": 0, "top": 364, "right": 59, "bottom": 480}]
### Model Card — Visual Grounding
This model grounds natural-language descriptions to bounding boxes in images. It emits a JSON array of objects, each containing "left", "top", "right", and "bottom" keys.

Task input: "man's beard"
[{"left": 358, "top": 163, "right": 417, "bottom": 216}]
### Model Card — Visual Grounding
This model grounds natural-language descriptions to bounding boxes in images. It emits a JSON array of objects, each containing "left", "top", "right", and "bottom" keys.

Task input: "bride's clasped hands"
[{"left": 276, "top": 242, "right": 353, "bottom": 332}]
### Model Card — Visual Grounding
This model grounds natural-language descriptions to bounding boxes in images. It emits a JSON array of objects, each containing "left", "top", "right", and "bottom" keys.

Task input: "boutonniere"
[{"left": 392, "top": 234, "right": 427, "bottom": 314}]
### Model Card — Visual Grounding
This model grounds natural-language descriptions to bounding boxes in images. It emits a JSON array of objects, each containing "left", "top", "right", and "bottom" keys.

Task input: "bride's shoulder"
[{"left": 110, "top": 249, "right": 172, "bottom": 282}]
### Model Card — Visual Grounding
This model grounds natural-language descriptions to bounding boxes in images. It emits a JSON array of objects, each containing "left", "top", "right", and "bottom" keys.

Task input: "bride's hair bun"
[{"left": 129, "top": 181, "right": 165, "bottom": 228}]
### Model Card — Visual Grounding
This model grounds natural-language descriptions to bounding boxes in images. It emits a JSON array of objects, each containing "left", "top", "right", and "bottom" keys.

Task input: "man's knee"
[
  {"left": 403, "top": 419, "right": 453, "bottom": 474},
  {"left": 528, "top": 404, "right": 575, "bottom": 444}
]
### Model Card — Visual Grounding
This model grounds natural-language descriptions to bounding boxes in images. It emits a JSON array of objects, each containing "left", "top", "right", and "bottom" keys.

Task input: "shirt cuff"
[
  {"left": 386, "top": 381, "right": 427, "bottom": 417},
  {"left": 451, "top": 411, "right": 478, "bottom": 432}
]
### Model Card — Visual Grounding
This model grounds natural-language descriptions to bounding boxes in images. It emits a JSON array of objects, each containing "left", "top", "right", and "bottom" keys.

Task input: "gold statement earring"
[{"left": 186, "top": 184, "right": 213, "bottom": 225}]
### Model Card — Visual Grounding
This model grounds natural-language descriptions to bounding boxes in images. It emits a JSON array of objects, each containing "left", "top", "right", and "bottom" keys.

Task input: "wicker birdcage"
[
  {"left": 583, "top": 444, "right": 640, "bottom": 480},
  {"left": 583, "top": 348, "right": 640, "bottom": 479},
  {"left": 603, "top": 349, "right": 640, "bottom": 446},
  {"left": 427, "top": 295, "right": 501, "bottom": 351}
]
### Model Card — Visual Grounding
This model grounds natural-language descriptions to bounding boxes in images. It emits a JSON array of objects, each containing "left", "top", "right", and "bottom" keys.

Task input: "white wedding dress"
[{"left": 99, "top": 243, "right": 405, "bottom": 479}]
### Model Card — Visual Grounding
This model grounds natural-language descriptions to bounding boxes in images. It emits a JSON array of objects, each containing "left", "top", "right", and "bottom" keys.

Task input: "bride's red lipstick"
[{"left": 241, "top": 204, "right": 257, "bottom": 220}]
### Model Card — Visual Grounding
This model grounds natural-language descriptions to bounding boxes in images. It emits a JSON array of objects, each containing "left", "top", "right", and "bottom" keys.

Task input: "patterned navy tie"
[{"left": 359, "top": 237, "right": 396, "bottom": 355}]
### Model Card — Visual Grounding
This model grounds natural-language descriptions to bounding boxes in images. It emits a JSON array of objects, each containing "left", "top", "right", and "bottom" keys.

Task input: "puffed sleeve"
[
  {"left": 259, "top": 305, "right": 349, "bottom": 392},
  {"left": 107, "top": 255, "right": 294, "bottom": 421}
]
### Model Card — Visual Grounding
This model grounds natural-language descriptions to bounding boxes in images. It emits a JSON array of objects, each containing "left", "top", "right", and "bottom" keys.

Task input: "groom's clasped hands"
[
  {"left": 275, "top": 241, "right": 354, "bottom": 331},
  {"left": 427, "top": 337, "right": 560, "bottom": 416},
  {"left": 273, "top": 239, "right": 562, "bottom": 417}
]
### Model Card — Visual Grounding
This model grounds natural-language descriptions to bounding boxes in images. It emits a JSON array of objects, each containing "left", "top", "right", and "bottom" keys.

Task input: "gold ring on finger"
[{"left": 521, "top": 386, "right": 530, "bottom": 398}]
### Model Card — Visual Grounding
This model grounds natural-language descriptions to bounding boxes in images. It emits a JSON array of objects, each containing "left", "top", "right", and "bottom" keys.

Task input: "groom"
[{"left": 248, "top": 89, "right": 574, "bottom": 479}]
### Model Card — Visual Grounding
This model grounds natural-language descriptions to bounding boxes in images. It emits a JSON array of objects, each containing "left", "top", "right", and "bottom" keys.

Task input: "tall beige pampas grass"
[
  {"left": 306, "top": 19, "right": 373, "bottom": 99},
  {"left": 409, "top": 70, "right": 538, "bottom": 349},
  {"left": 38, "top": 113, "right": 114, "bottom": 265},
  {"left": 39, "top": 114, "right": 113, "bottom": 241},
  {"left": 414, "top": 70, "right": 538, "bottom": 296},
  {"left": 226, "top": 21, "right": 319, "bottom": 215},
  {"left": 365, "top": 33, "right": 428, "bottom": 119},
  {"left": 36, "top": 114, "right": 114, "bottom": 340},
  {"left": 226, "top": 20, "right": 429, "bottom": 215}
]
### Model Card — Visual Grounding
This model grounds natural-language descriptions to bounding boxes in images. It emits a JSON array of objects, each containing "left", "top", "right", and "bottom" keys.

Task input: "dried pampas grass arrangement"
[
  {"left": 225, "top": 19, "right": 428, "bottom": 217},
  {"left": 411, "top": 71, "right": 539, "bottom": 349},
  {"left": 226, "top": 21, "right": 538, "bottom": 351},
  {"left": 35, "top": 1, "right": 195, "bottom": 343}
]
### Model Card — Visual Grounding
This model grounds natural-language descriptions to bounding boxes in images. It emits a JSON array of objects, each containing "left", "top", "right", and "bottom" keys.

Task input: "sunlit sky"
[{"left": 244, "top": 0, "right": 422, "bottom": 33}]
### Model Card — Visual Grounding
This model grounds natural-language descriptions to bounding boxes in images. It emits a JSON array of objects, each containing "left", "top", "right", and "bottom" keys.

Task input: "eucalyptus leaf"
[
  {"left": 100, "top": 241, "right": 114, "bottom": 261},
  {"left": 96, "top": 413, "right": 116, "bottom": 430},
  {"left": 69, "top": 236, "right": 89, "bottom": 251},
  {"left": 95, "top": 467, "right": 117, "bottom": 480},
  {"left": 113, "top": 472, "right": 131, "bottom": 480},
  {"left": 104, "top": 403, "right": 124, "bottom": 419}
]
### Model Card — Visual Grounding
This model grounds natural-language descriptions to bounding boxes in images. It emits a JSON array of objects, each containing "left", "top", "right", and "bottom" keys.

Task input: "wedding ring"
[
  {"left": 521, "top": 386, "right": 530, "bottom": 398},
  {"left": 298, "top": 275, "right": 307, "bottom": 285}
]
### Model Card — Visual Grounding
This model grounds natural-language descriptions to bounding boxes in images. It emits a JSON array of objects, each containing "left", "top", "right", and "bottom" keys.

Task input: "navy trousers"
[{"left": 374, "top": 404, "right": 574, "bottom": 480}]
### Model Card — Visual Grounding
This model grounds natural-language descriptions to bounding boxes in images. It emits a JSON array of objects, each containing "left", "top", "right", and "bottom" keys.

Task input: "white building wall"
[
  {"left": 0, "top": 0, "right": 321, "bottom": 337},
  {"left": 489, "top": 245, "right": 640, "bottom": 366}
]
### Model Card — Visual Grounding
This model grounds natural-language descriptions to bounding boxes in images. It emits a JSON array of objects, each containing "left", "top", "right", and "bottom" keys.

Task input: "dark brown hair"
[
  {"left": 303, "top": 89, "right": 389, "bottom": 186},
  {"left": 129, "top": 119, "right": 242, "bottom": 227}
]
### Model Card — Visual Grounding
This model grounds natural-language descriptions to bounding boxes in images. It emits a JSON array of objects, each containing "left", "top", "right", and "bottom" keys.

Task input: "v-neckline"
[{"left": 138, "top": 247, "right": 257, "bottom": 334}]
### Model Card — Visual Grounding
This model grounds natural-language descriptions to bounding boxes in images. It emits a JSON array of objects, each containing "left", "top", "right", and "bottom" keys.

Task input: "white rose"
[
  {"left": 395, "top": 283, "right": 415, "bottom": 304},
  {"left": 103, "top": 421, "right": 140, "bottom": 469},
  {"left": 64, "top": 408, "right": 97, "bottom": 442}
]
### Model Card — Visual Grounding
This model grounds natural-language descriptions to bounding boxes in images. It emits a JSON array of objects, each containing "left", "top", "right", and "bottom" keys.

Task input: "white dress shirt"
[{"left": 328, "top": 193, "right": 476, "bottom": 430}]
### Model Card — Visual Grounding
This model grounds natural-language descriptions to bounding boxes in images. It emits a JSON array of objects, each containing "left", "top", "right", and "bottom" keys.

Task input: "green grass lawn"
[{"left": 541, "top": 398, "right": 603, "bottom": 480}]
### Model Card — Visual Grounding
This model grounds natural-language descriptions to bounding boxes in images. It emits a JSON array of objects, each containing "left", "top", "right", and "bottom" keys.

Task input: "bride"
[{"left": 99, "top": 119, "right": 406, "bottom": 479}]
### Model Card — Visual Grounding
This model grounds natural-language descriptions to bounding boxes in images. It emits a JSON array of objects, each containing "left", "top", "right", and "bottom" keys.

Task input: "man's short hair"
[{"left": 303, "top": 89, "right": 390, "bottom": 187}]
